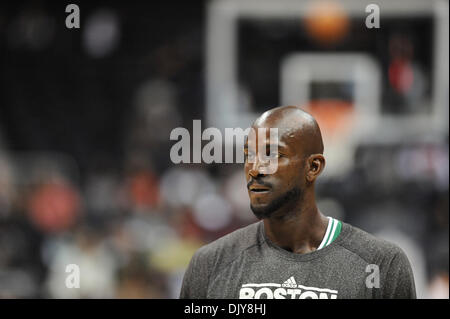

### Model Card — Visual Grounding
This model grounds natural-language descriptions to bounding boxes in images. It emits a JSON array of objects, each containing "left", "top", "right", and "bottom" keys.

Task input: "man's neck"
[{"left": 262, "top": 196, "right": 329, "bottom": 254}]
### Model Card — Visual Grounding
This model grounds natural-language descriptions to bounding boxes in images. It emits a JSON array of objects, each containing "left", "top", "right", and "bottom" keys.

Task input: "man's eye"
[
  {"left": 268, "top": 152, "right": 280, "bottom": 158},
  {"left": 265, "top": 148, "right": 279, "bottom": 157}
]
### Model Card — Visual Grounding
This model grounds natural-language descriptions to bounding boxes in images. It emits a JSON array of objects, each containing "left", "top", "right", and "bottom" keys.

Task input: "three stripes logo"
[{"left": 282, "top": 276, "right": 297, "bottom": 288}]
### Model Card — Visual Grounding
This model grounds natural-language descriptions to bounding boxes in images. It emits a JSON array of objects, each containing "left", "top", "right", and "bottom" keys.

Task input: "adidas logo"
[{"left": 282, "top": 276, "right": 297, "bottom": 288}]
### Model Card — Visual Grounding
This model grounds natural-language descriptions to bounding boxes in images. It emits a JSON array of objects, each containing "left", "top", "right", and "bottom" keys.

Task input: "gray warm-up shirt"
[{"left": 179, "top": 220, "right": 416, "bottom": 299}]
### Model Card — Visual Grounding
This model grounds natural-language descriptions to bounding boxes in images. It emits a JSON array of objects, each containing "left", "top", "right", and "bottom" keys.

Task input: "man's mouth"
[{"left": 249, "top": 185, "right": 271, "bottom": 193}]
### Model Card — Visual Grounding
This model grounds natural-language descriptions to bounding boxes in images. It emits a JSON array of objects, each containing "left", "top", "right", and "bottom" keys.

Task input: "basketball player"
[{"left": 180, "top": 105, "right": 416, "bottom": 299}]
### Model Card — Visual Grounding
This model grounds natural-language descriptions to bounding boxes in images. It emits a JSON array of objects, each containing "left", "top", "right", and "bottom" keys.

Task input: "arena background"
[{"left": 0, "top": 0, "right": 448, "bottom": 298}]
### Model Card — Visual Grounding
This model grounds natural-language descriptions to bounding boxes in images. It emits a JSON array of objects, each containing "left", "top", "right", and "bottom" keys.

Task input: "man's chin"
[
  {"left": 250, "top": 204, "right": 275, "bottom": 220},
  {"left": 249, "top": 187, "right": 302, "bottom": 220}
]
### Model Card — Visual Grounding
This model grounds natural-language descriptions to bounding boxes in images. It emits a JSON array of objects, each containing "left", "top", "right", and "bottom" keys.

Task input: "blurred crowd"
[
  {"left": 0, "top": 145, "right": 261, "bottom": 298},
  {"left": 0, "top": 0, "right": 448, "bottom": 299}
]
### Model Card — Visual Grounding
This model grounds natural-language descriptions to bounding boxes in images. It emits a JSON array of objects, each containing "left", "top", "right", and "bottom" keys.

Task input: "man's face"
[{"left": 244, "top": 125, "right": 306, "bottom": 219}]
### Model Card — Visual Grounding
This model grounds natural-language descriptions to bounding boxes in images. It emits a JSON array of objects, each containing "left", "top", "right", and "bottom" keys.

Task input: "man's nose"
[{"left": 248, "top": 155, "right": 268, "bottom": 178}]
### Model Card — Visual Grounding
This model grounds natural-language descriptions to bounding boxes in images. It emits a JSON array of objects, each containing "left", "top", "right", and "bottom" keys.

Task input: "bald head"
[
  {"left": 252, "top": 105, "right": 324, "bottom": 157},
  {"left": 245, "top": 106, "right": 326, "bottom": 220}
]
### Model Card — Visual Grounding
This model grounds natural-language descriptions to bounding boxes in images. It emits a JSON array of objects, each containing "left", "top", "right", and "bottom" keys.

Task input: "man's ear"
[{"left": 306, "top": 154, "right": 325, "bottom": 182}]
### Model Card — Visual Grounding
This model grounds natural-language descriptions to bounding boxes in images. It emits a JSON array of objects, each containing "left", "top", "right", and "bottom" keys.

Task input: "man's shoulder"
[
  {"left": 194, "top": 221, "right": 261, "bottom": 263},
  {"left": 338, "top": 222, "right": 406, "bottom": 263}
]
